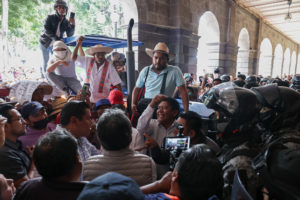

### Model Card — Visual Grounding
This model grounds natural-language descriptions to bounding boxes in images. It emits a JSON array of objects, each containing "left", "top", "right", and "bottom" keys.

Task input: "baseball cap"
[
  {"left": 77, "top": 172, "right": 144, "bottom": 200},
  {"left": 21, "top": 101, "right": 44, "bottom": 119},
  {"left": 108, "top": 90, "right": 124, "bottom": 105},
  {"left": 95, "top": 99, "right": 111, "bottom": 110}
]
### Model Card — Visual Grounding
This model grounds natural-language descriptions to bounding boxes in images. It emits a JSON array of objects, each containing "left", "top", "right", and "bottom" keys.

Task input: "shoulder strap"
[
  {"left": 160, "top": 71, "right": 168, "bottom": 94},
  {"left": 143, "top": 66, "right": 150, "bottom": 87}
]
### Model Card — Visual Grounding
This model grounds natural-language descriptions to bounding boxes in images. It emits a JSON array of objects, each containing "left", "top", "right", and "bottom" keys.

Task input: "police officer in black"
[
  {"left": 39, "top": 0, "right": 75, "bottom": 78},
  {"left": 203, "top": 82, "right": 261, "bottom": 199},
  {"left": 251, "top": 84, "right": 300, "bottom": 149}
]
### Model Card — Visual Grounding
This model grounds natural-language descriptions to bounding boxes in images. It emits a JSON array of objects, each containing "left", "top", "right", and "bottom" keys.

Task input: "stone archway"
[
  {"left": 236, "top": 28, "right": 250, "bottom": 75},
  {"left": 197, "top": 11, "right": 220, "bottom": 76},
  {"left": 282, "top": 48, "right": 291, "bottom": 76},
  {"left": 290, "top": 51, "right": 297, "bottom": 75},
  {"left": 272, "top": 44, "right": 283, "bottom": 78},
  {"left": 258, "top": 38, "right": 272, "bottom": 76}
]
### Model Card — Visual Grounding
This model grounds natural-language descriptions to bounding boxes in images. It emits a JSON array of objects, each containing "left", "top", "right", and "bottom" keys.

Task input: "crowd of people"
[{"left": 0, "top": 0, "right": 300, "bottom": 200}]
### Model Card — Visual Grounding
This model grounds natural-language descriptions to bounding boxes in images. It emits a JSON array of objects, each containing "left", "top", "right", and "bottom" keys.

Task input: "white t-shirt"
[
  {"left": 48, "top": 59, "right": 77, "bottom": 78},
  {"left": 76, "top": 56, "right": 121, "bottom": 103}
]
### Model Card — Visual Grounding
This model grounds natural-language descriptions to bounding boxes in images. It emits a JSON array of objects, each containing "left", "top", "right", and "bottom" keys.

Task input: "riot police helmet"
[{"left": 203, "top": 82, "right": 260, "bottom": 145}]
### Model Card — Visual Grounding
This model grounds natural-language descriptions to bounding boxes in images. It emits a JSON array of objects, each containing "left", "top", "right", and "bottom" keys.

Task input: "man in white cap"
[
  {"left": 132, "top": 42, "right": 189, "bottom": 112},
  {"left": 46, "top": 41, "right": 82, "bottom": 94},
  {"left": 72, "top": 36, "right": 122, "bottom": 103}
]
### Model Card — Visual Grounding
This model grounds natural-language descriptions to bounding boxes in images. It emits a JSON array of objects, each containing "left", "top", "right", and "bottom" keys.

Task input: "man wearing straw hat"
[
  {"left": 72, "top": 36, "right": 122, "bottom": 103},
  {"left": 132, "top": 42, "right": 189, "bottom": 113}
]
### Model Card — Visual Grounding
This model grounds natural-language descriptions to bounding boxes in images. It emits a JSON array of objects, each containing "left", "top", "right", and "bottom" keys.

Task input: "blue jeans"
[{"left": 39, "top": 43, "right": 52, "bottom": 78}]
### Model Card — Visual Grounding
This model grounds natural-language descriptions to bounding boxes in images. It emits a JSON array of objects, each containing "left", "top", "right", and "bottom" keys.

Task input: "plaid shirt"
[
  {"left": 56, "top": 125, "right": 101, "bottom": 162},
  {"left": 77, "top": 137, "right": 100, "bottom": 162}
]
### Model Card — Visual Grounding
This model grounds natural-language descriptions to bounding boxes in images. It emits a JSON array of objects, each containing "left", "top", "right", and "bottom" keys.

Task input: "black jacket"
[{"left": 39, "top": 14, "right": 75, "bottom": 48}]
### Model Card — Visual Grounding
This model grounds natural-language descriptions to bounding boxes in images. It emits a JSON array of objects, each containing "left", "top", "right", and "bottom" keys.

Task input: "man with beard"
[
  {"left": 0, "top": 104, "right": 35, "bottom": 188},
  {"left": 132, "top": 42, "right": 189, "bottom": 113},
  {"left": 72, "top": 36, "right": 122, "bottom": 103},
  {"left": 19, "top": 102, "right": 55, "bottom": 150}
]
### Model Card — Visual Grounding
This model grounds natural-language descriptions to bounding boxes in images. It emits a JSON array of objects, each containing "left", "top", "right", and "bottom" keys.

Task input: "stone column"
[
  {"left": 137, "top": 23, "right": 171, "bottom": 71},
  {"left": 248, "top": 50, "right": 257, "bottom": 75},
  {"left": 280, "top": 57, "right": 285, "bottom": 78},
  {"left": 136, "top": 22, "right": 200, "bottom": 75},
  {"left": 168, "top": 29, "right": 200, "bottom": 74},
  {"left": 219, "top": 42, "right": 239, "bottom": 75},
  {"left": 270, "top": 53, "right": 275, "bottom": 77}
]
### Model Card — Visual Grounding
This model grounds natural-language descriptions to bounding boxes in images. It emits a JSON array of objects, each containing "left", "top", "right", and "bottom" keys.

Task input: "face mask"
[
  {"left": 188, "top": 92, "right": 193, "bottom": 96},
  {"left": 33, "top": 118, "right": 48, "bottom": 130},
  {"left": 54, "top": 50, "right": 67, "bottom": 60}
]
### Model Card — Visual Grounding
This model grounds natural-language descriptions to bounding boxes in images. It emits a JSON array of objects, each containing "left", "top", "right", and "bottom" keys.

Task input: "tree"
[{"left": 0, "top": 0, "right": 125, "bottom": 79}]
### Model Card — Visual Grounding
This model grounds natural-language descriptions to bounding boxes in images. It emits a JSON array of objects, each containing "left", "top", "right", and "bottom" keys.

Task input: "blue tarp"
[{"left": 63, "top": 34, "right": 143, "bottom": 49}]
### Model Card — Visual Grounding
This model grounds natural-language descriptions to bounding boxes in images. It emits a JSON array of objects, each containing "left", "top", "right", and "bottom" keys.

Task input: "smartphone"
[
  {"left": 164, "top": 136, "right": 190, "bottom": 151},
  {"left": 81, "top": 83, "right": 90, "bottom": 101},
  {"left": 70, "top": 12, "right": 75, "bottom": 19}
]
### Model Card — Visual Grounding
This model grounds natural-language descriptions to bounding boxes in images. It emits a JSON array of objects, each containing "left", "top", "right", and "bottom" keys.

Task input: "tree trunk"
[{"left": 1, "top": 0, "right": 9, "bottom": 74}]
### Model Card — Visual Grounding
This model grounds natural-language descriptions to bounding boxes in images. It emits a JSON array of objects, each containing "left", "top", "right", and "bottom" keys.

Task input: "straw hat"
[
  {"left": 86, "top": 44, "right": 113, "bottom": 56},
  {"left": 145, "top": 42, "right": 175, "bottom": 60},
  {"left": 49, "top": 97, "right": 67, "bottom": 117}
]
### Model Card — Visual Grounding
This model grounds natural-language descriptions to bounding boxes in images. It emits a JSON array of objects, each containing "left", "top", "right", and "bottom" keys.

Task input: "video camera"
[{"left": 164, "top": 125, "right": 190, "bottom": 170}]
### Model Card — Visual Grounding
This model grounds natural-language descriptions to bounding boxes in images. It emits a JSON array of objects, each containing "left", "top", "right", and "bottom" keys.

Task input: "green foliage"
[{"left": 1, "top": 0, "right": 125, "bottom": 49}]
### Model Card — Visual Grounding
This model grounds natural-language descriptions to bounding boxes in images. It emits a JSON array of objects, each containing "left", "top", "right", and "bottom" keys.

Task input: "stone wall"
[{"left": 132, "top": 0, "right": 300, "bottom": 76}]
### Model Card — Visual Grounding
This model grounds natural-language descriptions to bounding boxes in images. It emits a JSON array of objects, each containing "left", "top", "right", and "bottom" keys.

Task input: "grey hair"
[{"left": 97, "top": 108, "right": 132, "bottom": 150}]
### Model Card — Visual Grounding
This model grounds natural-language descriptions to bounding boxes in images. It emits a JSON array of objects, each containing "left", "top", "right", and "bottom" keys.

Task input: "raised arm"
[
  {"left": 178, "top": 84, "right": 189, "bottom": 111},
  {"left": 72, "top": 36, "right": 84, "bottom": 61},
  {"left": 131, "top": 86, "right": 141, "bottom": 114},
  {"left": 47, "top": 60, "right": 68, "bottom": 73}
]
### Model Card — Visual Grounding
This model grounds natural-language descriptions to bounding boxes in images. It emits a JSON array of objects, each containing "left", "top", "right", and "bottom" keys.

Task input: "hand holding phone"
[
  {"left": 81, "top": 83, "right": 90, "bottom": 101},
  {"left": 69, "top": 12, "right": 75, "bottom": 25}
]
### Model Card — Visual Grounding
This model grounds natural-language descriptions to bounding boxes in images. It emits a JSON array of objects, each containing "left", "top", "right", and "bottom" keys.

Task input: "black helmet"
[
  {"left": 291, "top": 75, "right": 300, "bottom": 91},
  {"left": 220, "top": 74, "right": 230, "bottom": 82},
  {"left": 54, "top": 0, "right": 68, "bottom": 14},
  {"left": 203, "top": 82, "right": 259, "bottom": 145},
  {"left": 237, "top": 74, "right": 246, "bottom": 81},
  {"left": 259, "top": 78, "right": 269, "bottom": 86},
  {"left": 245, "top": 75, "right": 257, "bottom": 83},
  {"left": 254, "top": 146, "right": 300, "bottom": 200},
  {"left": 244, "top": 75, "right": 258, "bottom": 89},
  {"left": 252, "top": 84, "right": 300, "bottom": 131},
  {"left": 233, "top": 80, "right": 245, "bottom": 87}
]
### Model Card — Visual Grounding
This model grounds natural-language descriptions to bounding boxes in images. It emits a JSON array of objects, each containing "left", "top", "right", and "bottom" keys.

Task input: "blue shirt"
[{"left": 136, "top": 65, "right": 185, "bottom": 98}]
